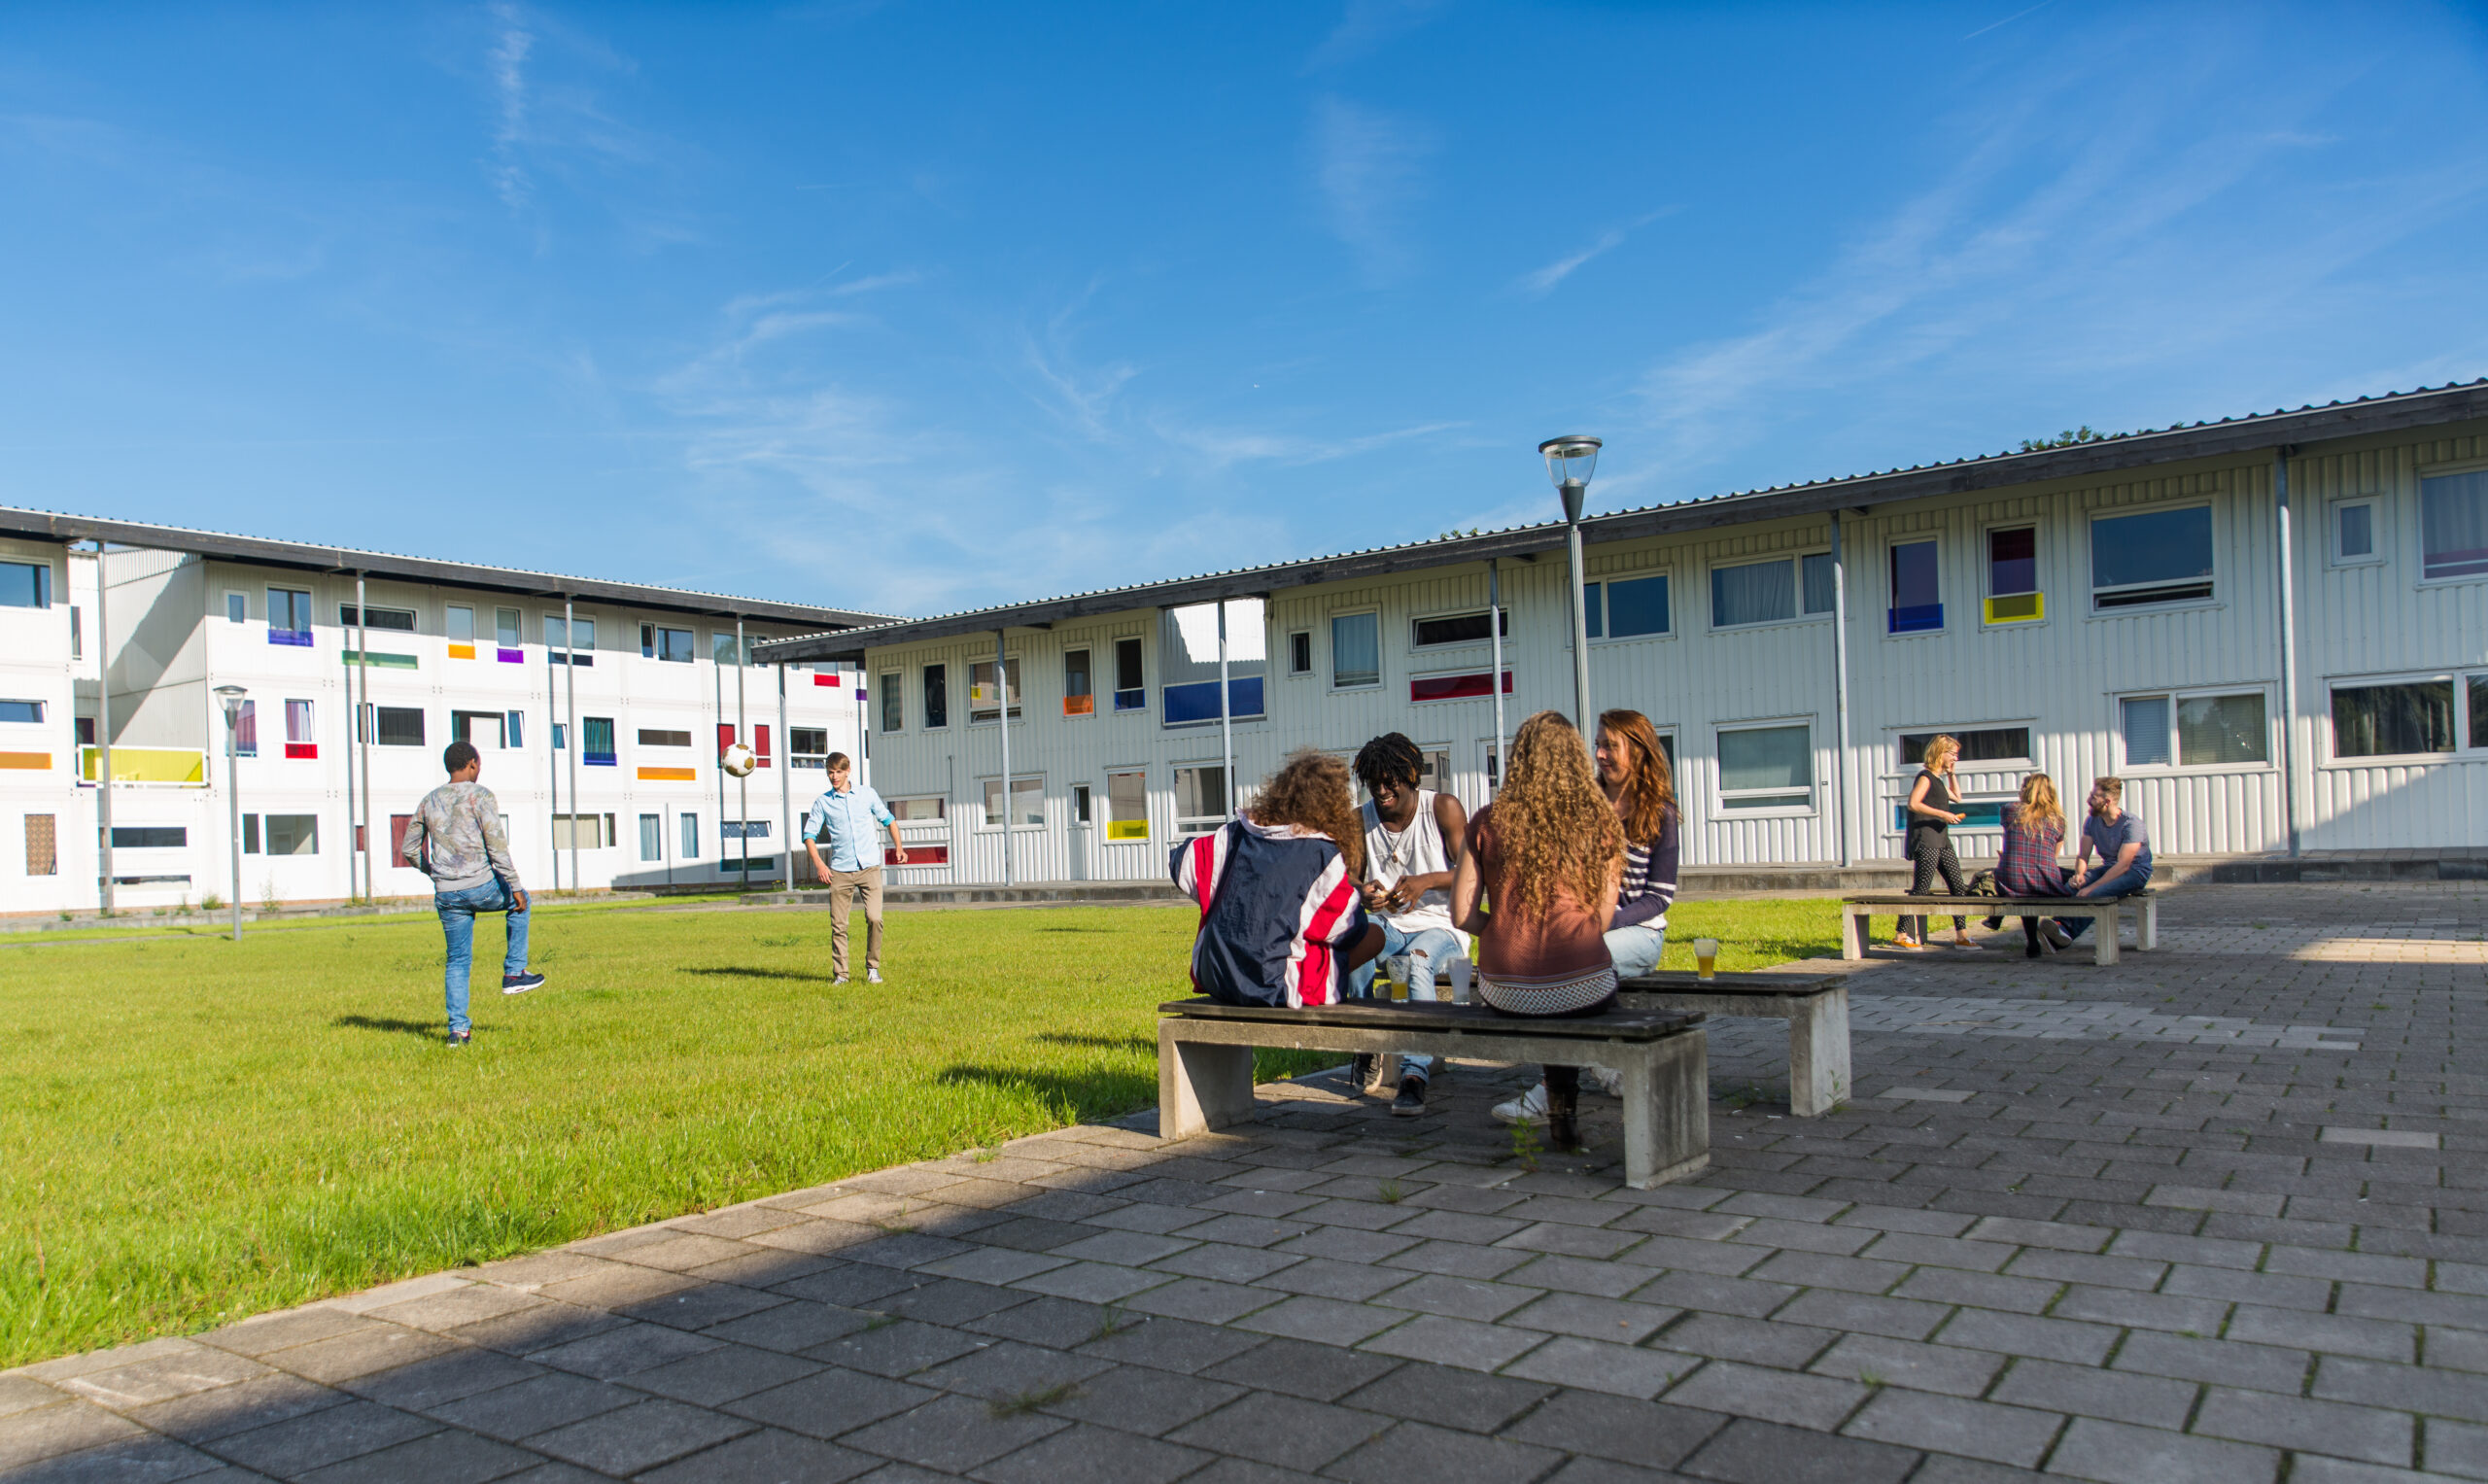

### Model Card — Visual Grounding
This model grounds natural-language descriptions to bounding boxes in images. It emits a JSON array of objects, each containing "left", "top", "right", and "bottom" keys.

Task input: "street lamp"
[
  {"left": 214, "top": 685, "right": 248, "bottom": 943},
  {"left": 1538, "top": 434, "right": 1603, "bottom": 729}
]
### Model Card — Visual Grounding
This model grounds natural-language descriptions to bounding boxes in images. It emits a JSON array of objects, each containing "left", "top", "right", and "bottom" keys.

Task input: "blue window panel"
[
  {"left": 1163, "top": 677, "right": 1264, "bottom": 727},
  {"left": 1229, "top": 675, "right": 1264, "bottom": 717},
  {"left": 1113, "top": 687, "right": 1147, "bottom": 711},
  {"left": 0, "top": 561, "right": 51, "bottom": 608},
  {"left": 1582, "top": 582, "right": 1603, "bottom": 638},
  {"left": 1887, "top": 604, "right": 1944, "bottom": 634},
  {"left": 1607, "top": 575, "right": 1669, "bottom": 637},
  {"left": 1893, "top": 801, "right": 2006, "bottom": 832}
]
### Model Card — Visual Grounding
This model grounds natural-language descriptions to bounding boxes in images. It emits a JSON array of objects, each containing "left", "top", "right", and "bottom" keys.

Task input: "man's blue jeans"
[
  {"left": 2057, "top": 865, "right": 2151, "bottom": 941},
  {"left": 1348, "top": 921, "right": 1467, "bottom": 1084},
  {"left": 1605, "top": 922, "right": 1667, "bottom": 979},
  {"left": 436, "top": 880, "right": 529, "bottom": 1034}
]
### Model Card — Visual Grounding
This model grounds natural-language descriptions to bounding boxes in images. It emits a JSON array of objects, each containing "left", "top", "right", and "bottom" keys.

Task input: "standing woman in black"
[{"left": 1896, "top": 735, "right": 1974, "bottom": 949}]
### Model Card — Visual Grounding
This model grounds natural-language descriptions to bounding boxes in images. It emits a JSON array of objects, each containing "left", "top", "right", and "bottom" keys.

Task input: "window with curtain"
[
  {"left": 1331, "top": 611, "right": 1380, "bottom": 687},
  {"left": 2421, "top": 469, "right": 2488, "bottom": 579},
  {"left": 639, "top": 814, "right": 663, "bottom": 861},
  {"left": 267, "top": 588, "right": 313, "bottom": 645},
  {"left": 1114, "top": 637, "right": 1146, "bottom": 711},
  {"left": 582, "top": 717, "right": 616, "bottom": 765},
  {"left": 1710, "top": 559, "right": 1796, "bottom": 628},
  {"left": 1716, "top": 724, "right": 1814, "bottom": 810}
]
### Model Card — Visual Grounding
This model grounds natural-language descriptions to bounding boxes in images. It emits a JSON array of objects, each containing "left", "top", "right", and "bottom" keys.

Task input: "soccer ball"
[{"left": 720, "top": 742, "right": 757, "bottom": 777}]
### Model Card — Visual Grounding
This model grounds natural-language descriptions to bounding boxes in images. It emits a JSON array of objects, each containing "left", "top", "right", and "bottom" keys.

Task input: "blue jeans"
[
  {"left": 436, "top": 880, "right": 530, "bottom": 1034},
  {"left": 1348, "top": 922, "right": 1466, "bottom": 1084},
  {"left": 1605, "top": 922, "right": 1667, "bottom": 979},
  {"left": 2057, "top": 865, "right": 2151, "bottom": 941}
]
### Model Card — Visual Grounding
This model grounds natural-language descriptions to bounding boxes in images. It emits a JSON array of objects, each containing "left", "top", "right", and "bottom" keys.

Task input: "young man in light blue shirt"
[{"left": 803, "top": 751, "right": 907, "bottom": 984}]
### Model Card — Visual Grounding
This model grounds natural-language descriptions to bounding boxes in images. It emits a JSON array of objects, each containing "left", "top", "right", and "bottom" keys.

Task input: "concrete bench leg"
[
  {"left": 2139, "top": 897, "right": 2159, "bottom": 951},
  {"left": 1840, "top": 910, "right": 1866, "bottom": 961},
  {"left": 1616, "top": 1030, "right": 1710, "bottom": 1190},
  {"left": 1788, "top": 988, "right": 1850, "bottom": 1117},
  {"left": 1158, "top": 1026, "right": 1256, "bottom": 1140},
  {"left": 2094, "top": 904, "right": 2121, "bottom": 967}
]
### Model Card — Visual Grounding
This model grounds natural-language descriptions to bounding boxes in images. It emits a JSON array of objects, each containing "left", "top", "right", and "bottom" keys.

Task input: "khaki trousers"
[{"left": 828, "top": 865, "right": 885, "bottom": 976}]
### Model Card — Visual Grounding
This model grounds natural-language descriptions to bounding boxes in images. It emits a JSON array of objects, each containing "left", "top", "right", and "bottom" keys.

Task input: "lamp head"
[
  {"left": 213, "top": 684, "right": 248, "bottom": 721},
  {"left": 1538, "top": 434, "right": 1601, "bottom": 520}
]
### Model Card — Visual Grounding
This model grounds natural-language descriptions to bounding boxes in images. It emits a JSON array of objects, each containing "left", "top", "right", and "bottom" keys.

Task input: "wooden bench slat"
[
  {"left": 1157, "top": 996, "right": 1700, "bottom": 1040},
  {"left": 1619, "top": 972, "right": 1839, "bottom": 1000},
  {"left": 1841, "top": 892, "right": 2154, "bottom": 909}
]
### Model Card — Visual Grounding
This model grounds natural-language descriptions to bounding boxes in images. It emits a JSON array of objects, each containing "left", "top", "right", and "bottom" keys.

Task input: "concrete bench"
[
  {"left": 1617, "top": 971, "right": 1849, "bottom": 1117},
  {"left": 1158, "top": 997, "right": 1710, "bottom": 1190},
  {"left": 1841, "top": 890, "right": 2160, "bottom": 967}
]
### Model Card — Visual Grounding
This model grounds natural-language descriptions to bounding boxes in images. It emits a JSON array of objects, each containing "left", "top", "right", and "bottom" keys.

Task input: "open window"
[
  {"left": 1114, "top": 638, "right": 1146, "bottom": 712},
  {"left": 2091, "top": 504, "right": 2214, "bottom": 608}
]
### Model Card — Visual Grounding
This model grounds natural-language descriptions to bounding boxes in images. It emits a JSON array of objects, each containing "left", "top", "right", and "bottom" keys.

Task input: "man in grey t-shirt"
[
  {"left": 2058, "top": 776, "right": 2153, "bottom": 944},
  {"left": 400, "top": 741, "right": 545, "bottom": 1044}
]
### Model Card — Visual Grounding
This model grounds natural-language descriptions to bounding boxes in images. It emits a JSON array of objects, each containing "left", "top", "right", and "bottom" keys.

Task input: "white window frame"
[
  {"left": 225, "top": 590, "right": 251, "bottom": 625},
  {"left": 2116, "top": 685, "right": 2276, "bottom": 773},
  {"left": 1287, "top": 630, "right": 1314, "bottom": 675},
  {"left": 446, "top": 604, "right": 476, "bottom": 644},
  {"left": 2322, "top": 671, "right": 2461, "bottom": 767},
  {"left": 1407, "top": 605, "right": 1508, "bottom": 651},
  {"left": 976, "top": 774, "right": 1045, "bottom": 831},
  {"left": 1103, "top": 767, "right": 1150, "bottom": 844},
  {"left": 2328, "top": 497, "right": 2385, "bottom": 569},
  {"left": 921, "top": 662, "right": 950, "bottom": 731},
  {"left": 1713, "top": 718, "right": 1817, "bottom": 815},
  {"left": 1172, "top": 762, "right": 1230, "bottom": 837},
  {"left": 1329, "top": 608, "right": 1383, "bottom": 692},
  {"left": 1883, "top": 535, "right": 1946, "bottom": 639},
  {"left": 880, "top": 672, "right": 904, "bottom": 733},
  {"left": 967, "top": 654, "right": 1023, "bottom": 726},
  {"left": 1706, "top": 552, "right": 1835, "bottom": 633},
  {"left": 2088, "top": 500, "right": 2218, "bottom": 612},
  {"left": 1979, "top": 521, "right": 2047, "bottom": 628},
  {"left": 1586, "top": 571, "right": 1675, "bottom": 645},
  {"left": 1883, "top": 724, "right": 2033, "bottom": 836},
  {"left": 888, "top": 795, "right": 949, "bottom": 825},
  {"left": 2417, "top": 459, "right": 2488, "bottom": 586}
]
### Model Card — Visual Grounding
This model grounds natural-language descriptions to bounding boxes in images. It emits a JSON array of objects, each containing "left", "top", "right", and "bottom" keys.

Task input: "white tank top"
[{"left": 1362, "top": 790, "right": 1455, "bottom": 933}]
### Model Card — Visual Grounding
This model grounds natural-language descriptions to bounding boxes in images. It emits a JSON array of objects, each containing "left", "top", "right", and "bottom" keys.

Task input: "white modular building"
[
  {"left": 756, "top": 382, "right": 2488, "bottom": 884},
  {"left": 0, "top": 508, "right": 887, "bottom": 915}
]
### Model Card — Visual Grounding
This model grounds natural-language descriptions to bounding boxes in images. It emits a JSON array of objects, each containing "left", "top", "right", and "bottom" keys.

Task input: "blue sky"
[{"left": 3, "top": 2, "right": 2484, "bottom": 618}]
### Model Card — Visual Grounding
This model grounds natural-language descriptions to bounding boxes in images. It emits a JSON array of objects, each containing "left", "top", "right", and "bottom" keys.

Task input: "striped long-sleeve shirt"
[
  {"left": 1611, "top": 804, "right": 1680, "bottom": 931},
  {"left": 1171, "top": 817, "right": 1368, "bottom": 1009}
]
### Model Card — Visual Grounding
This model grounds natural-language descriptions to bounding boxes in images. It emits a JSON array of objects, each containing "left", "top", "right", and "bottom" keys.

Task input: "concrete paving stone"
[
  {"left": 291, "top": 1426, "right": 540, "bottom": 1484},
  {"left": 1357, "top": 1313, "right": 1547, "bottom": 1372},
  {"left": 1933, "top": 1309, "right": 2118, "bottom": 1366},
  {"left": 910, "top": 1246, "right": 1073, "bottom": 1288},
  {"left": 443, "top": 1300, "right": 628, "bottom": 1358},
  {"left": 1854, "top": 1231, "right": 2017, "bottom": 1272},
  {"left": 1037, "top": 1363, "right": 1243, "bottom": 1434},
  {"left": 1501, "top": 1389, "right": 1723, "bottom": 1467},
  {"left": 960, "top": 1294, "right": 1120, "bottom": 1350},
  {"left": 2424, "top": 1418, "right": 2488, "bottom": 1480},
  {"left": 1399, "top": 1183, "right": 1533, "bottom": 1215},
  {"left": 2113, "top": 1331, "right": 2312, "bottom": 1396},
  {"left": 1285, "top": 1197, "right": 1422, "bottom": 1232},
  {"left": 2265, "top": 1247, "right": 2434, "bottom": 1289},
  {"left": 1145, "top": 1241, "right": 1304, "bottom": 1284},
  {"left": 1491, "top": 1194, "right": 1630, "bottom": 1228},
  {"left": 1841, "top": 1388, "right": 2064, "bottom": 1468},
  {"left": 360, "top": 1285, "right": 548, "bottom": 1335},
  {"left": 705, "top": 1298, "right": 877, "bottom": 1354},
  {"left": 0, "top": 1376, "right": 65, "bottom": 1420},
  {"left": 1008, "top": 1260, "right": 1173, "bottom": 1304},
  {"left": 1502, "top": 1337, "right": 1689, "bottom": 1399},
  {"left": 1048, "top": 1229, "right": 1199, "bottom": 1266},
  {"left": 196, "top": 1309, "right": 377, "bottom": 1361},
  {"left": 1631, "top": 1271, "right": 1799, "bottom": 1320},
  {"left": 1536, "top": 1453, "right": 1700, "bottom": 1482},
  {"left": 1610, "top": 1233, "right": 1772, "bottom": 1277},
  {"left": 536, "top": 1264, "right": 702, "bottom": 1312},
  {"left": 970, "top": 1216, "right": 1098, "bottom": 1253},
  {"left": 1233, "top": 1295, "right": 1408, "bottom": 1347},
  {"left": 1676, "top": 1416, "right": 1921, "bottom": 1484},
  {"left": 1323, "top": 1419, "right": 1567, "bottom": 1484},
  {"left": 2, "top": 1432, "right": 228, "bottom": 1484},
  {"left": 1988, "top": 1359, "right": 2196, "bottom": 1431},
  {"left": 1385, "top": 1209, "right": 1535, "bottom": 1246},
  {"left": 1961, "top": 1217, "right": 2115, "bottom": 1254},
  {"left": 1716, "top": 1191, "right": 1849, "bottom": 1224},
  {"left": 1745, "top": 1251, "right": 1912, "bottom": 1295},
  {"left": 1832, "top": 1204, "right": 1979, "bottom": 1238},
  {"left": 201, "top": 1398, "right": 437, "bottom": 1475},
  {"left": 743, "top": 1218, "right": 888, "bottom": 1257},
  {"left": 1169, "top": 1214, "right": 1320, "bottom": 1249},
  {"left": 911, "top": 1339, "right": 1113, "bottom": 1403},
  {"left": 2193, "top": 1386, "right": 2417, "bottom": 1467},
  {"left": 344, "top": 1347, "right": 541, "bottom": 1412},
  {"left": 485, "top": 1463, "right": 609, "bottom": 1484},
  {"left": 968, "top": 1421, "right": 1215, "bottom": 1484},
  {"left": 1656, "top": 1312, "right": 1842, "bottom": 1369},
  {"left": 1612, "top": 1207, "right": 1758, "bottom": 1242},
  {"left": 1503, "top": 1292, "right": 1678, "bottom": 1344},
  {"left": 772, "top": 1263, "right": 924, "bottom": 1309},
  {"left": 2282, "top": 1459, "right": 2475, "bottom": 1484},
  {"left": 1726, "top": 1218, "right": 1876, "bottom": 1257},
  {"left": 2237, "top": 1308, "right": 2419, "bottom": 1364},
  {"left": 1495, "top": 1254, "right": 1652, "bottom": 1298},
  {"left": 528, "top": 1321, "right": 720, "bottom": 1380},
  {"left": 722, "top": 1366, "right": 939, "bottom": 1439},
  {"left": 1664, "top": 1360, "right": 1870, "bottom": 1432},
  {"left": 55, "top": 1347, "right": 270, "bottom": 1410},
  {"left": 1273, "top": 1226, "right": 1425, "bottom": 1265},
  {"left": 1082, "top": 1201, "right": 1215, "bottom": 1234},
  {"left": 1372, "top": 1273, "right": 1541, "bottom": 1323},
  {"left": 1123, "top": 1276, "right": 1285, "bottom": 1325},
  {"left": 635, "top": 1425, "right": 880, "bottom": 1483},
  {"left": 613, "top": 1280, "right": 786, "bottom": 1333},
  {"left": 1497, "top": 1222, "right": 1649, "bottom": 1260},
  {"left": 1999, "top": 1247, "right": 2169, "bottom": 1292},
  {"left": 838, "top": 1232, "right": 984, "bottom": 1271},
  {"left": 124, "top": 1373, "right": 349, "bottom": 1444},
  {"left": 1080, "top": 1317, "right": 1267, "bottom": 1376},
  {"left": 1199, "top": 1337, "right": 1399, "bottom": 1402},
  {"left": 1165, "top": 1391, "right": 1389, "bottom": 1472},
  {"left": 2048, "top": 1284, "right": 2231, "bottom": 1335},
  {"left": 2044, "top": 1416, "right": 2279, "bottom": 1484},
  {"left": 2430, "top": 1329, "right": 2488, "bottom": 1376},
  {"left": 1251, "top": 1256, "right": 1413, "bottom": 1300},
  {"left": 623, "top": 1343, "right": 822, "bottom": 1407},
  {"left": 1805, "top": 1334, "right": 2005, "bottom": 1398},
  {"left": 2314, "top": 1357, "right": 2488, "bottom": 1425},
  {"left": 0, "top": 1403, "right": 147, "bottom": 1473},
  {"left": 1331, "top": 1361, "right": 1552, "bottom": 1435},
  {"left": 426, "top": 1372, "right": 638, "bottom": 1441},
  {"left": 875, "top": 1277, "right": 1037, "bottom": 1328},
  {"left": 2337, "top": 1283, "right": 2488, "bottom": 1331},
  {"left": 523, "top": 1396, "right": 755, "bottom": 1474},
  {"left": 804, "top": 1319, "right": 988, "bottom": 1378},
  {"left": 666, "top": 1203, "right": 815, "bottom": 1242},
  {"left": 2159, "top": 1265, "right": 2336, "bottom": 1312},
  {"left": 1770, "top": 1291, "right": 1949, "bottom": 1343}
]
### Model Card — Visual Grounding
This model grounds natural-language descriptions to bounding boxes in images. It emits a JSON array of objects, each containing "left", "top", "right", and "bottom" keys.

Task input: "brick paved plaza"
[{"left": 5, "top": 882, "right": 2483, "bottom": 1483}]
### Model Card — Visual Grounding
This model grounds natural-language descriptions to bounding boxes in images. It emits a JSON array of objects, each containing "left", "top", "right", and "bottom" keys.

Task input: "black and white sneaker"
[
  {"left": 447, "top": 1029, "right": 471, "bottom": 1047},
  {"left": 1391, "top": 1077, "right": 1427, "bottom": 1117},
  {"left": 502, "top": 972, "right": 545, "bottom": 995},
  {"left": 1347, "top": 1053, "right": 1377, "bottom": 1092}
]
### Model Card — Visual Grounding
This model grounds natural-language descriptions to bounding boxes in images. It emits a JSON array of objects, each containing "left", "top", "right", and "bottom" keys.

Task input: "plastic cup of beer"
[
  {"left": 1445, "top": 956, "right": 1472, "bottom": 1004},
  {"left": 1387, "top": 964, "right": 1408, "bottom": 1001},
  {"left": 1694, "top": 939, "right": 1720, "bottom": 981}
]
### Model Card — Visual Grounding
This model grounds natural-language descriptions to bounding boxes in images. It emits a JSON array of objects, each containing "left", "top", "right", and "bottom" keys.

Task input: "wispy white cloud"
[
  {"left": 1020, "top": 284, "right": 1140, "bottom": 444},
  {"left": 1312, "top": 96, "right": 1434, "bottom": 284},
  {"left": 485, "top": 2, "right": 534, "bottom": 209},
  {"left": 1514, "top": 210, "right": 1674, "bottom": 297},
  {"left": 1148, "top": 417, "right": 1464, "bottom": 471},
  {"left": 1306, "top": 0, "right": 1446, "bottom": 71}
]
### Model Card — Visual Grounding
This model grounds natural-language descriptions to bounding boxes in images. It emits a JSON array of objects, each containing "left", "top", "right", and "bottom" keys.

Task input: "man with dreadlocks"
[{"left": 1347, "top": 732, "right": 1470, "bottom": 1116}]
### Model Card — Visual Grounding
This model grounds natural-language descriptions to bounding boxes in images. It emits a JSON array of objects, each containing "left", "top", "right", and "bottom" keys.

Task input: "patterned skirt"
[{"left": 1476, "top": 963, "right": 1618, "bottom": 1018}]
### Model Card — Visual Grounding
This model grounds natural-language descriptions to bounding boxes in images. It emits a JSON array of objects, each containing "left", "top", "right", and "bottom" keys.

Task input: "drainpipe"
[
  {"left": 92, "top": 542, "right": 113, "bottom": 913},
  {"left": 1218, "top": 603, "right": 1234, "bottom": 830},
  {"left": 996, "top": 628, "right": 1013, "bottom": 887},
  {"left": 1488, "top": 559, "right": 1506, "bottom": 798},
  {"left": 566, "top": 596, "right": 579, "bottom": 893},
  {"left": 1830, "top": 515, "right": 1853, "bottom": 870},
  {"left": 777, "top": 659, "right": 791, "bottom": 889},
  {"left": 357, "top": 573, "right": 372, "bottom": 901},
  {"left": 736, "top": 614, "right": 748, "bottom": 892},
  {"left": 2274, "top": 448, "right": 2302, "bottom": 858}
]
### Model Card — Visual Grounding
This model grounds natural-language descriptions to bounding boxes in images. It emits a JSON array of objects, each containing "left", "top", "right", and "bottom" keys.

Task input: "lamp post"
[
  {"left": 1538, "top": 434, "right": 1603, "bottom": 729},
  {"left": 214, "top": 684, "right": 248, "bottom": 942}
]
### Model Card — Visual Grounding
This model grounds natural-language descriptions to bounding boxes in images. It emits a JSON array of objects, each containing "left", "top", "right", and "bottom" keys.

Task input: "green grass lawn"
[{"left": 0, "top": 896, "right": 1839, "bottom": 1366}]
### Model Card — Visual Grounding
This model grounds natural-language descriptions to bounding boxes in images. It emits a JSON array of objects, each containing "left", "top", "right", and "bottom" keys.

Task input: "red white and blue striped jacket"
[{"left": 1171, "top": 817, "right": 1369, "bottom": 1008}]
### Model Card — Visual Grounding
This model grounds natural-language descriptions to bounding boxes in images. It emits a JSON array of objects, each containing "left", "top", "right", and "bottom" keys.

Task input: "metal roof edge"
[{"left": 0, "top": 505, "right": 897, "bottom": 629}]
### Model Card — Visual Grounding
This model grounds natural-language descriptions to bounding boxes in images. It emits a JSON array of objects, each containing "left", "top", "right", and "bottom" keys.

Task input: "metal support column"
[
  {"left": 356, "top": 573, "right": 372, "bottom": 900},
  {"left": 565, "top": 597, "right": 579, "bottom": 893},
  {"left": 1488, "top": 559, "right": 1505, "bottom": 797},
  {"left": 1830, "top": 516, "right": 1852, "bottom": 869},
  {"left": 2274, "top": 449, "right": 2302, "bottom": 858},
  {"left": 736, "top": 615, "right": 749, "bottom": 891},
  {"left": 1218, "top": 603, "right": 1233, "bottom": 827},
  {"left": 778, "top": 661, "right": 793, "bottom": 887},
  {"left": 93, "top": 542, "right": 113, "bottom": 914},
  {"left": 996, "top": 628, "right": 1013, "bottom": 886}
]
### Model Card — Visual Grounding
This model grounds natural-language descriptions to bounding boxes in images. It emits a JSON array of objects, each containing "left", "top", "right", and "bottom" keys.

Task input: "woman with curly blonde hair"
[
  {"left": 1451, "top": 711, "right": 1624, "bottom": 1149},
  {"left": 1172, "top": 749, "right": 1385, "bottom": 1009}
]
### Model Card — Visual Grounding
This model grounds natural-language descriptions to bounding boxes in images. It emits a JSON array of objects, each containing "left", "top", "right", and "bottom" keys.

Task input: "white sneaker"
[
  {"left": 1492, "top": 1083, "right": 1550, "bottom": 1126},
  {"left": 831, "top": 975, "right": 849, "bottom": 986},
  {"left": 1588, "top": 1064, "right": 1624, "bottom": 1097},
  {"left": 866, "top": 969, "right": 883, "bottom": 984}
]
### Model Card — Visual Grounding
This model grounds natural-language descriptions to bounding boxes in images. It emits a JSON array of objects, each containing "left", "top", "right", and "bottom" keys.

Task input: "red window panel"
[
  {"left": 812, "top": 672, "right": 841, "bottom": 686},
  {"left": 755, "top": 724, "right": 772, "bottom": 767},
  {"left": 902, "top": 843, "right": 950, "bottom": 865},
  {"left": 1408, "top": 671, "right": 1514, "bottom": 703},
  {"left": 716, "top": 723, "right": 737, "bottom": 761},
  {"left": 389, "top": 814, "right": 414, "bottom": 868},
  {"left": 285, "top": 742, "right": 319, "bottom": 760}
]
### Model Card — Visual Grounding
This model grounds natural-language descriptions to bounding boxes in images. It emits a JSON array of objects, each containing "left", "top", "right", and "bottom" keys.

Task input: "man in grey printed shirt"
[{"left": 400, "top": 740, "right": 545, "bottom": 1045}]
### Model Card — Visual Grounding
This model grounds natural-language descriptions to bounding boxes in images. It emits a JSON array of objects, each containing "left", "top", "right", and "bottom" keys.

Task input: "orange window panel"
[{"left": 638, "top": 766, "right": 698, "bottom": 781}]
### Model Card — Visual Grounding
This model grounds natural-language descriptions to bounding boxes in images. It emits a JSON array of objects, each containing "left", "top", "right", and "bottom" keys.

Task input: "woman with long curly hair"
[
  {"left": 1172, "top": 748, "right": 1385, "bottom": 1008},
  {"left": 1987, "top": 772, "right": 2073, "bottom": 957},
  {"left": 1450, "top": 711, "right": 1624, "bottom": 1149}
]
